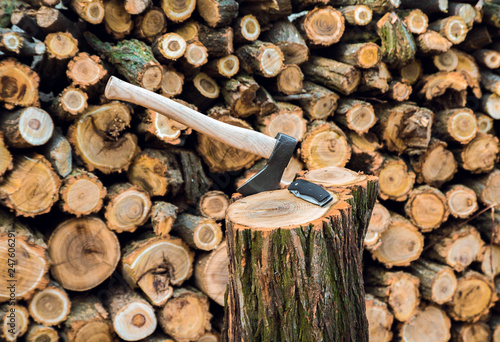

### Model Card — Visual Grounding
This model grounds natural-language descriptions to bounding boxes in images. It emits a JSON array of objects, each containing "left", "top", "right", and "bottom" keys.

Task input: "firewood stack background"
[{"left": 0, "top": 0, "right": 499, "bottom": 340}]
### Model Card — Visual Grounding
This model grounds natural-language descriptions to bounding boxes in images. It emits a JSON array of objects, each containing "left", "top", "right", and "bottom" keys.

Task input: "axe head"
[{"left": 237, "top": 133, "right": 297, "bottom": 196}]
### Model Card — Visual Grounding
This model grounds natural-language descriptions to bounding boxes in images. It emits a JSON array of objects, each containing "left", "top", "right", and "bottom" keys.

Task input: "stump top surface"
[
  {"left": 227, "top": 189, "right": 340, "bottom": 229},
  {"left": 303, "top": 166, "right": 367, "bottom": 186}
]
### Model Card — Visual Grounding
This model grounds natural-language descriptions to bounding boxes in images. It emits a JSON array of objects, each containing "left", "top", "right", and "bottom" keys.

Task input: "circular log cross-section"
[
  {"left": 105, "top": 183, "right": 151, "bottom": 233},
  {"left": 445, "top": 185, "right": 478, "bottom": 219},
  {"left": 160, "top": 0, "right": 195, "bottom": 22},
  {"left": 67, "top": 53, "right": 107, "bottom": 89},
  {"left": 377, "top": 157, "right": 416, "bottom": 202},
  {"left": 433, "top": 50, "right": 458, "bottom": 72},
  {"left": 60, "top": 169, "right": 106, "bottom": 217},
  {"left": 194, "top": 241, "right": 229, "bottom": 306},
  {"left": 429, "top": 16, "right": 468, "bottom": 45},
  {"left": 225, "top": 189, "right": 369, "bottom": 341},
  {"left": 409, "top": 259, "right": 457, "bottom": 305},
  {"left": 0, "top": 58, "right": 39, "bottom": 109},
  {"left": 48, "top": 217, "right": 121, "bottom": 291},
  {"left": 172, "top": 214, "right": 223, "bottom": 251},
  {"left": 26, "top": 325, "right": 59, "bottom": 342},
  {"left": 237, "top": 41, "right": 284, "bottom": 78},
  {"left": 335, "top": 99, "right": 376, "bottom": 134},
  {"left": 365, "top": 203, "right": 390, "bottom": 250},
  {"left": 55, "top": 87, "right": 88, "bottom": 119},
  {"left": 300, "top": 82, "right": 339, "bottom": 120},
  {"left": 234, "top": 15, "right": 260, "bottom": 42},
  {"left": 29, "top": 283, "right": 70, "bottom": 326},
  {"left": 0, "top": 107, "right": 54, "bottom": 148},
  {"left": 154, "top": 33, "right": 187, "bottom": 61},
  {"left": 71, "top": 0, "right": 105, "bottom": 24},
  {"left": 414, "top": 140, "right": 457, "bottom": 188},
  {"left": 276, "top": 64, "right": 303, "bottom": 95},
  {"left": 1, "top": 304, "right": 29, "bottom": 341},
  {"left": 298, "top": 6, "right": 344, "bottom": 47},
  {"left": 434, "top": 108, "right": 478, "bottom": 144},
  {"left": 199, "top": 191, "right": 230, "bottom": 221},
  {"left": 160, "top": 67, "right": 184, "bottom": 97},
  {"left": 405, "top": 186, "right": 449, "bottom": 232},
  {"left": 365, "top": 295, "right": 393, "bottom": 342},
  {"left": 400, "top": 306, "right": 451, "bottom": 342},
  {"left": 459, "top": 133, "right": 499, "bottom": 174}
]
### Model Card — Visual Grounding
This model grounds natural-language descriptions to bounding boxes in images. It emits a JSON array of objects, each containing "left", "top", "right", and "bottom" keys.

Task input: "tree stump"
[{"left": 224, "top": 187, "right": 371, "bottom": 341}]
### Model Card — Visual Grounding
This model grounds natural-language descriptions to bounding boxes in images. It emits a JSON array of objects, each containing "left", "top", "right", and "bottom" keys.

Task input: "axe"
[{"left": 105, "top": 76, "right": 333, "bottom": 207}]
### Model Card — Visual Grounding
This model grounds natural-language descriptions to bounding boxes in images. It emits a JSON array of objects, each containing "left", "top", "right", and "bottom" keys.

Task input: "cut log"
[
  {"left": 482, "top": 93, "right": 500, "bottom": 120},
  {"left": 300, "top": 121, "right": 351, "bottom": 169},
  {"left": 182, "top": 73, "right": 218, "bottom": 110},
  {"left": 339, "top": 5, "right": 372, "bottom": 26},
  {"left": 159, "top": 288, "right": 211, "bottom": 341},
  {"left": 224, "top": 189, "right": 369, "bottom": 341},
  {"left": 85, "top": 32, "right": 162, "bottom": 91},
  {"left": 0, "top": 107, "right": 53, "bottom": 148},
  {"left": 174, "top": 148, "right": 212, "bottom": 205},
  {"left": 387, "top": 79, "right": 412, "bottom": 101},
  {"left": 256, "top": 102, "right": 307, "bottom": 141},
  {"left": 137, "top": 108, "right": 190, "bottom": 145},
  {"left": 105, "top": 288, "right": 157, "bottom": 341},
  {"left": 453, "top": 322, "right": 492, "bottom": 342},
  {"left": 194, "top": 240, "right": 229, "bottom": 306},
  {"left": 480, "top": 245, "right": 500, "bottom": 279},
  {"left": 121, "top": 235, "right": 194, "bottom": 306},
  {"left": 172, "top": 214, "right": 223, "bottom": 251},
  {"left": 62, "top": 295, "right": 115, "bottom": 342},
  {"left": 376, "top": 157, "right": 415, "bottom": 202},
  {"left": 0, "top": 133, "right": 12, "bottom": 181},
  {"left": 411, "top": 140, "right": 457, "bottom": 188},
  {"left": 26, "top": 325, "right": 59, "bottom": 342},
  {"left": 275, "top": 64, "right": 303, "bottom": 94},
  {"left": 377, "top": 12, "right": 417, "bottom": 68},
  {"left": 405, "top": 185, "right": 449, "bottom": 232},
  {"left": 220, "top": 75, "right": 261, "bottom": 117},
  {"left": 199, "top": 191, "right": 230, "bottom": 221},
  {"left": 433, "top": 108, "right": 478, "bottom": 144},
  {"left": 160, "top": 0, "right": 195, "bottom": 22},
  {"left": 182, "top": 41, "right": 209, "bottom": 68},
  {"left": 433, "top": 49, "right": 459, "bottom": 71},
  {"left": 370, "top": 213, "right": 424, "bottom": 267},
  {"left": 125, "top": 0, "right": 151, "bottom": 14},
  {"left": 329, "top": 0, "right": 399, "bottom": 14},
  {"left": 197, "top": 0, "right": 238, "bottom": 28},
  {"left": 475, "top": 49, "right": 500, "bottom": 69},
  {"left": 41, "top": 127, "right": 71, "bottom": 178},
  {"left": 455, "top": 133, "right": 499, "bottom": 174},
  {"left": 159, "top": 66, "right": 184, "bottom": 97},
  {"left": 103, "top": 0, "right": 133, "bottom": 39},
  {"left": 360, "top": 62, "right": 391, "bottom": 92},
  {"left": 0, "top": 58, "right": 39, "bottom": 109},
  {"left": 299, "top": 81, "right": 339, "bottom": 120},
  {"left": 0, "top": 210, "right": 49, "bottom": 301},
  {"left": 335, "top": 98, "right": 376, "bottom": 134},
  {"left": 365, "top": 202, "right": 390, "bottom": 250},
  {"left": 448, "top": 271, "right": 497, "bottom": 323},
  {"left": 332, "top": 42, "right": 381, "bottom": 69},
  {"left": 237, "top": 40, "right": 284, "bottom": 77},
  {"left": 70, "top": 0, "right": 105, "bottom": 24},
  {"left": 36, "top": 7, "right": 74, "bottom": 33},
  {"left": 427, "top": 224, "right": 485, "bottom": 272},
  {"left": 134, "top": 7, "right": 167, "bottom": 42},
  {"left": 0, "top": 154, "right": 60, "bottom": 217},
  {"left": 480, "top": 70, "right": 500, "bottom": 96},
  {"left": 0, "top": 304, "right": 29, "bottom": 341},
  {"left": 59, "top": 168, "right": 106, "bottom": 217},
  {"left": 397, "top": 9, "right": 428, "bottom": 34},
  {"left": 302, "top": 56, "right": 361, "bottom": 95},
  {"left": 418, "top": 71, "right": 468, "bottom": 107},
  {"left": 44, "top": 32, "right": 79, "bottom": 73},
  {"left": 204, "top": 55, "right": 240, "bottom": 78},
  {"left": 365, "top": 294, "right": 393, "bottom": 342},
  {"left": 68, "top": 101, "right": 139, "bottom": 174},
  {"left": 445, "top": 184, "right": 478, "bottom": 219},
  {"left": 152, "top": 33, "right": 187, "bottom": 62},
  {"left": 429, "top": 16, "right": 468, "bottom": 45},
  {"left": 10, "top": 9, "right": 43, "bottom": 41},
  {"left": 347, "top": 131, "right": 384, "bottom": 175},
  {"left": 365, "top": 268, "right": 420, "bottom": 322},
  {"left": 260, "top": 19, "right": 309, "bottom": 65},
  {"left": 197, "top": 26, "right": 234, "bottom": 58},
  {"left": 28, "top": 281, "right": 71, "bottom": 326},
  {"left": 295, "top": 6, "right": 345, "bottom": 47},
  {"left": 476, "top": 113, "right": 495, "bottom": 135},
  {"left": 51, "top": 86, "right": 88, "bottom": 121},
  {"left": 409, "top": 259, "right": 457, "bottom": 304},
  {"left": 0, "top": 29, "right": 46, "bottom": 56},
  {"left": 66, "top": 52, "right": 108, "bottom": 93},
  {"left": 399, "top": 305, "right": 451, "bottom": 342},
  {"left": 449, "top": 2, "right": 475, "bottom": 26},
  {"left": 233, "top": 14, "right": 260, "bottom": 42},
  {"left": 150, "top": 201, "right": 177, "bottom": 237},
  {"left": 454, "top": 48, "right": 482, "bottom": 98},
  {"left": 48, "top": 216, "right": 120, "bottom": 291}
]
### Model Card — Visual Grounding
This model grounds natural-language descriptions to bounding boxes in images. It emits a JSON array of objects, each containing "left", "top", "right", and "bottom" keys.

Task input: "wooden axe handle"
[{"left": 105, "top": 76, "right": 276, "bottom": 159}]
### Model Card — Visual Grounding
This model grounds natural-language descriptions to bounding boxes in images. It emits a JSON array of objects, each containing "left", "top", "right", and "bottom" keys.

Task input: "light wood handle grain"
[{"left": 105, "top": 76, "right": 276, "bottom": 159}]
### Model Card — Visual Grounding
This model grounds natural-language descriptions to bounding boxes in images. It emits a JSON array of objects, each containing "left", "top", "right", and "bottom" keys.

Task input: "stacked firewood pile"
[{"left": 0, "top": 0, "right": 499, "bottom": 340}]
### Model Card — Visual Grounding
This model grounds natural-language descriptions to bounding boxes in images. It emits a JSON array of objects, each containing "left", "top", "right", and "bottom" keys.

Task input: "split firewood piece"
[
  {"left": 376, "top": 156, "right": 415, "bottom": 201},
  {"left": 397, "top": 9, "right": 428, "bottom": 34},
  {"left": 365, "top": 294, "right": 393, "bottom": 342},
  {"left": 36, "top": 6, "right": 74, "bottom": 33},
  {"left": 104, "top": 183, "right": 151, "bottom": 233},
  {"left": 237, "top": 40, "right": 284, "bottom": 78},
  {"left": 0, "top": 154, "right": 61, "bottom": 217},
  {"left": 330, "top": 0, "right": 399, "bottom": 14},
  {"left": 370, "top": 213, "right": 424, "bottom": 267},
  {"left": 428, "top": 16, "right": 468, "bottom": 45},
  {"left": 474, "top": 49, "right": 500, "bottom": 69},
  {"left": 480, "top": 245, "right": 500, "bottom": 279},
  {"left": 302, "top": 56, "right": 361, "bottom": 95},
  {"left": 198, "top": 26, "right": 233, "bottom": 57},
  {"left": 365, "top": 268, "right": 420, "bottom": 322},
  {"left": 48, "top": 216, "right": 120, "bottom": 291},
  {"left": 335, "top": 98, "right": 376, "bottom": 134},
  {"left": 150, "top": 201, "right": 178, "bottom": 237},
  {"left": 138, "top": 108, "right": 190, "bottom": 146},
  {"left": 159, "top": 288, "right": 212, "bottom": 341},
  {"left": 476, "top": 113, "right": 495, "bottom": 135},
  {"left": 159, "top": 66, "right": 184, "bottom": 97},
  {"left": 26, "top": 325, "right": 59, "bottom": 342},
  {"left": 411, "top": 140, "right": 457, "bottom": 188},
  {"left": 360, "top": 61, "right": 391, "bottom": 93},
  {"left": 224, "top": 189, "right": 369, "bottom": 341},
  {"left": 418, "top": 71, "right": 468, "bottom": 107},
  {"left": 28, "top": 281, "right": 71, "bottom": 326},
  {"left": 121, "top": 235, "right": 194, "bottom": 306},
  {"left": 134, "top": 7, "right": 167, "bottom": 41},
  {"left": 62, "top": 295, "right": 115, "bottom": 342},
  {"left": 444, "top": 185, "right": 478, "bottom": 219},
  {"left": 0, "top": 107, "right": 53, "bottom": 148},
  {"left": 0, "top": 58, "right": 39, "bottom": 109},
  {"left": 455, "top": 133, "right": 500, "bottom": 174},
  {"left": 301, "top": 121, "right": 351, "bottom": 169},
  {"left": 182, "top": 73, "right": 218, "bottom": 111},
  {"left": 160, "top": 0, "right": 195, "bottom": 22},
  {"left": 480, "top": 70, "right": 500, "bottom": 96},
  {"left": 433, "top": 49, "right": 458, "bottom": 71},
  {"left": 452, "top": 322, "right": 492, "bottom": 342},
  {"left": 41, "top": 127, "right": 72, "bottom": 178},
  {"left": 260, "top": 19, "right": 309, "bottom": 65},
  {"left": 199, "top": 191, "right": 230, "bottom": 221},
  {"left": 205, "top": 55, "right": 239, "bottom": 78},
  {"left": 68, "top": 101, "right": 139, "bottom": 174},
  {"left": 405, "top": 185, "right": 449, "bottom": 232},
  {"left": 0, "top": 211, "right": 49, "bottom": 301},
  {"left": 196, "top": 111, "right": 260, "bottom": 173},
  {"left": 105, "top": 288, "right": 157, "bottom": 341},
  {"left": 127, "top": 149, "right": 183, "bottom": 198},
  {"left": 51, "top": 86, "right": 88, "bottom": 121},
  {"left": 152, "top": 33, "right": 187, "bottom": 62},
  {"left": 433, "top": 108, "right": 478, "bottom": 144},
  {"left": 256, "top": 102, "right": 307, "bottom": 141},
  {"left": 294, "top": 7, "right": 344, "bottom": 47},
  {"left": 274, "top": 64, "right": 303, "bottom": 94},
  {"left": 448, "top": 271, "right": 497, "bottom": 323},
  {"left": 0, "top": 29, "right": 46, "bottom": 56},
  {"left": 409, "top": 259, "right": 457, "bottom": 305},
  {"left": 66, "top": 52, "right": 108, "bottom": 93},
  {"left": 364, "top": 202, "right": 390, "bottom": 250},
  {"left": 339, "top": 5, "right": 372, "bottom": 26},
  {"left": 332, "top": 42, "right": 381, "bottom": 69},
  {"left": 0, "top": 304, "right": 29, "bottom": 341},
  {"left": 172, "top": 214, "right": 223, "bottom": 251},
  {"left": 59, "top": 169, "right": 106, "bottom": 216},
  {"left": 299, "top": 81, "right": 339, "bottom": 120},
  {"left": 482, "top": 93, "right": 500, "bottom": 120},
  {"left": 194, "top": 241, "right": 229, "bottom": 306},
  {"left": 427, "top": 224, "right": 484, "bottom": 272},
  {"left": 70, "top": 0, "right": 105, "bottom": 24},
  {"left": 465, "top": 169, "right": 500, "bottom": 208},
  {"left": 85, "top": 32, "right": 162, "bottom": 91},
  {"left": 233, "top": 14, "right": 260, "bottom": 43},
  {"left": 197, "top": 0, "right": 238, "bottom": 28},
  {"left": 399, "top": 305, "right": 451, "bottom": 342},
  {"left": 454, "top": 49, "right": 482, "bottom": 98},
  {"left": 347, "top": 131, "right": 384, "bottom": 175},
  {"left": 483, "top": 3, "right": 500, "bottom": 28},
  {"left": 377, "top": 12, "right": 416, "bottom": 68},
  {"left": 103, "top": 0, "right": 133, "bottom": 39},
  {"left": 125, "top": 0, "right": 151, "bottom": 14}
]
